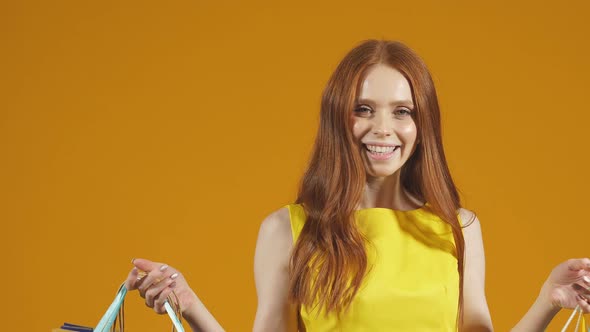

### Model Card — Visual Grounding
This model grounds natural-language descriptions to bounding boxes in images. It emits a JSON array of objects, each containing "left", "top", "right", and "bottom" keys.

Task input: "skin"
[
  {"left": 124, "top": 64, "right": 590, "bottom": 332},
  {"left": 352, "top": 64, "right": 421, "bottom": 210}
]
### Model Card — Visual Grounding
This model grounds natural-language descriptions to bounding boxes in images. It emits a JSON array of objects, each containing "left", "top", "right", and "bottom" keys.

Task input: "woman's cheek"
[
  {"left": 399, "top": 122, "right": 417, "bottom": 145},
  {"left": 352, "top": 121, "right": 364, "bottom": 140},
  {"left": 397, "top": 123, "right": 417, "bottom": 161}
]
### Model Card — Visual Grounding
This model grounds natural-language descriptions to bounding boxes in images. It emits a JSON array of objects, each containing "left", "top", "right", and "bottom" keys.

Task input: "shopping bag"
[
  {"left": 93, "top": 283, "right": 184, "bottom": 332},
  {"left": 51, "top": 323, "right": 94, "bottom": 332},
  {"left": 561, "top": 306, "right": 588, "bottom": 332},
  {"left": 53, "top": 323, "right": 94, "bottom": 331}
]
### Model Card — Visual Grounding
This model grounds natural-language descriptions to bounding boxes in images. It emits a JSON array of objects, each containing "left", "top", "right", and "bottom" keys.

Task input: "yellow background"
[{"left": 2, "top": 0, "right": 589, "bottom": 331}]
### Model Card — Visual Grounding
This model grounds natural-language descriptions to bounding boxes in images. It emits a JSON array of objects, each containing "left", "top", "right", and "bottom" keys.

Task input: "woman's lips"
[{"left": 364, "top": 144, "right": 400, "bottom": 160}]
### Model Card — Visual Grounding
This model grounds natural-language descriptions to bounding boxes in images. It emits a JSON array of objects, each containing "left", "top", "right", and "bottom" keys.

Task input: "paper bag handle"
[{"left": 94, "top": 283, "right": 184, "bottom": 332}]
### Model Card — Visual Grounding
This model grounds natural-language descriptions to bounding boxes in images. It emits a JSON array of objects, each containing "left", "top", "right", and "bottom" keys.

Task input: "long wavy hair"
[{"left": 288, "top": 40, "right": 465, "bottom": 323}]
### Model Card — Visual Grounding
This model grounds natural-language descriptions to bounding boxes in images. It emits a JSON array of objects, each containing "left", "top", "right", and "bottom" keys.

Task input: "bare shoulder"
[
  {"left": 458, "top": 208, "right": 492, "bottom": 330},
  {"left": 458, "top": 207, "right": 479, "bottom": 228},
  {"left": 254, "top": 207, "right": 294, "bottom": 273},
  {"left": 458, "top": 207, "right": 485, "bottom": 247},
  {"left": 253, "top": 207, "right": 298, "bottom": 331},
  {"left": 458, "top": 207, "right": 485, "bottom": 250},
  {"left": 257, "top": 207, "right": 293, "bottom": 247}
]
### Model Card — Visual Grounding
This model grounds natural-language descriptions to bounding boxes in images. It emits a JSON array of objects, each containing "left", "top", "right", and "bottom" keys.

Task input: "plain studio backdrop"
[{"left": 2, "top": 0, "right": 589, "bottom": 331}]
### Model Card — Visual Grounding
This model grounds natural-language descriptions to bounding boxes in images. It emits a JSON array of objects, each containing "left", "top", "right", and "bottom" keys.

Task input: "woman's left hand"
[
  {"left": 540, "top": 258, "right": 590, "bottom": 312},
  {"left": 124, "top": 258, "right": 199, "bottom": 316}
]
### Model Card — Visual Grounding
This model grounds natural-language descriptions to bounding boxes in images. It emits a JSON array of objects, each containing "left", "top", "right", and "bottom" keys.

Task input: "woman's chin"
[{"left": 366, "top": 165, "right": 402, "bottom": 178}]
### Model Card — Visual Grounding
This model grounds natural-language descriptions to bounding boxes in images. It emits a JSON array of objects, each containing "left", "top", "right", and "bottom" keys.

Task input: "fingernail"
[
  {"left": 159, "top": 264, "right": 169, "bottom": 272},
  {"left": 583, "top": 276, "right": 590, "bottom": 283},
  {"left": 170, "top": 273, "right": 179, "bottom": 280},
  {"left": 170, "top": 282, "right": 177, "bottom": 288},
  {"left": 131, "top": 258, "right": 136, "bottom": 264}
]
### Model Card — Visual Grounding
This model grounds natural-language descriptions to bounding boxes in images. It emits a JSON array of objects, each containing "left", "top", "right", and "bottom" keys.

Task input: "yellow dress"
[{"left": 287, "top": 203, "right": 461, "bottom": 331}]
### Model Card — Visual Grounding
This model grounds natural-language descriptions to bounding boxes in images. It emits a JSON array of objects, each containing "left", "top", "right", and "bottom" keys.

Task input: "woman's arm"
[
  {"left": 511, "top": 258, "right": 590, "bottom": 331},
  {"left": 253, "top": 207, "right": 299, "bottom": 332},
  {"left": 460, "top": 208, "right": 494, "bottom": 332},
  {"left": 459, "top": 209, "right": 590, "bottom": 332},
  {"left": 125, "top": 208, "right": 297, "bottom": 332},
  {"left": 180, "top": 294, "right": 225, "bottom": 332},
  {"left": 510, "top": 297, "right": 559, "bottom": 331},
  {"left": 126, "top": 259, "right": 225, "bottom": 332}
]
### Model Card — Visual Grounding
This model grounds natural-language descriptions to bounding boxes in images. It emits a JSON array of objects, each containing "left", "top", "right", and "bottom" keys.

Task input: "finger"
[
  {"left": 578, "top": 295, "right": 590, "bottom": 313},
  {"left": 567, "top": 258, "right": 590, "bottom": 271},
  {"left": 138, "top": 264, "right": 174, "bottom": 297},
  {"left": 145, "top": 275, "right": 176, "bottom": 308},
  {"left": 132, "top": 258, "right": 161, "bottom": 272},
  {"left": 134, "top": 271, "right": 148, "bottom": 293},
  {"left": 124, "top": 267, "right": 139, "bottom": 290},
  {"left": 153, "top": 283, "right": 176, "bottom": 314},
  {"left": 573, "top": 283, "right": 590, "bottom": 299}
]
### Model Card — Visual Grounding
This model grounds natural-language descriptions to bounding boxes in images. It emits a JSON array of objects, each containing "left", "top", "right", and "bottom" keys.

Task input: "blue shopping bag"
[{"left": 94, "top": 283, "right": 184, "bottom": 332}]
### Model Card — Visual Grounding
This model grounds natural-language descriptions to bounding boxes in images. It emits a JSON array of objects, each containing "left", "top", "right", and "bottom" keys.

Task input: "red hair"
[{"left": 289, "top": 40, "right": 465, "bottom": 323}]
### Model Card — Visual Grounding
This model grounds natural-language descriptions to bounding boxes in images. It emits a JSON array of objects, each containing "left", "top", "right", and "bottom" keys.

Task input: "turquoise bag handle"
[
  {"left": 94, "top": 284, "right": 127, "bottom": 332},
  {"left": 94, "top": 283, "right": 184, "bottom": 332}
]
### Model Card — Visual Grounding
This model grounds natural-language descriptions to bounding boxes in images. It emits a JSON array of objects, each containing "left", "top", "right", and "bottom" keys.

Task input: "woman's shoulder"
[
  {"left": 257, "top": 206, "right": 293, "bottom": 246},
  {"left": 457, "top": 207, "right": 478, "bottom": 228}
]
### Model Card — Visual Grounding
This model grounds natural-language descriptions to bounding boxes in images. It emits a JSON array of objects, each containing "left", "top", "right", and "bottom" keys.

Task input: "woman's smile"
[{"left": 363, "top": 143, "right": 401, "bottom": 160}]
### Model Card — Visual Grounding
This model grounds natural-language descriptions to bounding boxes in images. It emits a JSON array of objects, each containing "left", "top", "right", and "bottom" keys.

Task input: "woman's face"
[{"left": 352, "top": 64, "right": 418, "bottom": 178}]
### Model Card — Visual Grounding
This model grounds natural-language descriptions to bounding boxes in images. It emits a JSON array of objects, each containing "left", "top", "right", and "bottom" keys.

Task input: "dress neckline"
[{"left": 355, "top": 202, "right": 428, "bottom": 214}]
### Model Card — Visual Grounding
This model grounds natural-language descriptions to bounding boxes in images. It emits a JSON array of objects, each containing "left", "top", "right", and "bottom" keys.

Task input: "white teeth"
[{"left": 365, "top": 145, "right": 397, "bottom": 153}]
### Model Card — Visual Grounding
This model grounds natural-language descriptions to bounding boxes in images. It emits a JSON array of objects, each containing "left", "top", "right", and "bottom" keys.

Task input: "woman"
[{"left": 124, "top": 40, "right": 590, "bottom": 331}]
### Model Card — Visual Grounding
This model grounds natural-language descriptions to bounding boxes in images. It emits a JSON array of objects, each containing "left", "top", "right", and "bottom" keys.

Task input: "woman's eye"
[
  {"left": 394, "top": 108, "right": 413, "bottom": 117},
  {"left": 354, "top": 106, "right": 373, "bottom": 116}
]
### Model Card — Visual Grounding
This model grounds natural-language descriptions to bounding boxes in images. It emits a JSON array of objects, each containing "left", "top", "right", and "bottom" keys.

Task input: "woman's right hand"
[{"left": 124, "top": 258, "right": 199, "bottom": 315}]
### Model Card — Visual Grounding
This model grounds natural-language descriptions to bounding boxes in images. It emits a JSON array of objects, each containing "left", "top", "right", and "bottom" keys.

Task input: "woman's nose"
[
  {"left": 372, "top": 115, "right": 392, "bottom": 137},
  {"left": 373, "top": 127, "right": 391, "bottom": 136}
]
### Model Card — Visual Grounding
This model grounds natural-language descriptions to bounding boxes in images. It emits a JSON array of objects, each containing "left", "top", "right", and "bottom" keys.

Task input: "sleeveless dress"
[{"left": 287, "top": 203, "right": 461, "bottom": 331}]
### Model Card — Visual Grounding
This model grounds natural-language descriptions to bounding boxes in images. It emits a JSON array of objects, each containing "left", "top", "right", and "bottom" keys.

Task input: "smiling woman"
[
  {"left": 354, "top": 65, "right": 418, "bottom": 176},
  {"left": 287, "top": 41, "right": 469, "bottom": 330},
  {"left": 124, "top": 40, "right": 590, "bottom": 332}
]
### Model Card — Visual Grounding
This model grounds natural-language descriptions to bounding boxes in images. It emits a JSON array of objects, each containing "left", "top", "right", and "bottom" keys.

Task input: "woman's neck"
[{"left": 359, "top": 172, "right": 424, "bottom": 211}]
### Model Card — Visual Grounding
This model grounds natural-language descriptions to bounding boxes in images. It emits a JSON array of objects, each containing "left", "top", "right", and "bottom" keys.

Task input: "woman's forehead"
[{"left": 358, "top": 64, "right": 413, "bottom": 106}]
